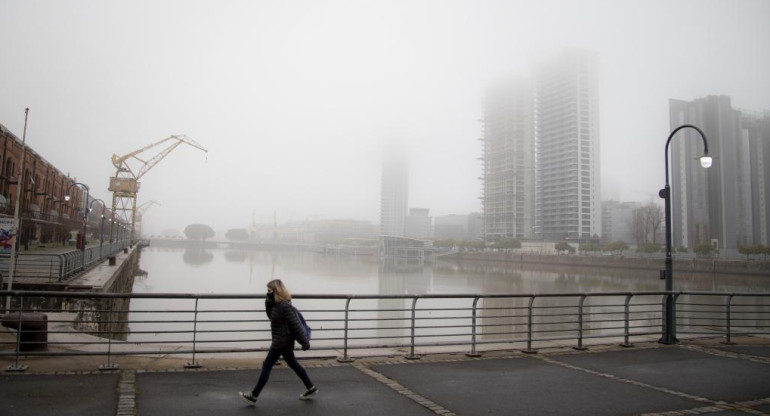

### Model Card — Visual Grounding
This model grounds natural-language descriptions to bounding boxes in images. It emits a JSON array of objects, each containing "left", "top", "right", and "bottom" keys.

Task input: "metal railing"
[
  {"left": 0, "top": 290, "right": 767, "bottom": 371},
  {"left": 0, "top": 241, "right": 129, "bottom": 283}
]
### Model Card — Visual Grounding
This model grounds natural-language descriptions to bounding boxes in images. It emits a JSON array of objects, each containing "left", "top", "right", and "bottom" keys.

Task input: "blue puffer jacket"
[{"left": 265, "top": 298, "right": 309, "bottom": 351}]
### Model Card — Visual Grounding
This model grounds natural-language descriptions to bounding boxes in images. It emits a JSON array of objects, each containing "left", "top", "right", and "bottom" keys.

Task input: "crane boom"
[
  {"left": 111, "top": 135, "right": 208, "bottom": 180},
  {"left": 109, "top": 135, "right": 207, "bottom": 242}
]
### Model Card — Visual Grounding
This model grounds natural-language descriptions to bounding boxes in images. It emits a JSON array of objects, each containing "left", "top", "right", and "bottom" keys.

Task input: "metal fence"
[
  {"left": 0, "top": 241, "right": 129, "bottom": 283},
  {"left": 0, "top": 290, "right": 768, "bottom": 371}
]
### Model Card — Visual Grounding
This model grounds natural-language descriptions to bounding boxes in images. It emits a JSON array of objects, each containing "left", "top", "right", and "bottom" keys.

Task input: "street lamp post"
[
  {"left": 658, "top": 124, "right": 712, "bottom": 344},
  {"left": 65, "top": 182, "right": 90, "bottom": 270}
]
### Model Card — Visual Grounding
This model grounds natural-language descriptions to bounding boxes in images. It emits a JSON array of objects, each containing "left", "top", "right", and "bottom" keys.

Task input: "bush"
[
  {"left": 555, "top": 241, "right": 575, "bottom": 254},
  {"left": 694, "top": 243, "right": 718, "bottom": 258},
  {"left": 491, "top": 238, "right": 522, "bottom": 249},
  {"left": 636, "top": 244, "right": 661, "bottom": 253},
  {"left": 603, "top": 241, "right": 629, "bottom": 254},
  {"left": 579, "top": 242, "right": 602, "bottom": 252}
]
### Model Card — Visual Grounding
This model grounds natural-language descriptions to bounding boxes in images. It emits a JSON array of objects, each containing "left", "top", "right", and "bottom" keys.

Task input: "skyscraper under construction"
[{"left": 481, "top": 48, "right": 601, "bottom": 241}]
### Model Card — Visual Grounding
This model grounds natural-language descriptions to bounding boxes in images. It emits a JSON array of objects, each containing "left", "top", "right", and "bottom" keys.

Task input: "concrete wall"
[{"left": 447, "top": 251, "right": 770, "bottom": 276}]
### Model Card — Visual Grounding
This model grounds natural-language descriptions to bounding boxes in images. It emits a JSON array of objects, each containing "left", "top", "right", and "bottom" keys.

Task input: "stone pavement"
[{"left": 2, "top": 336, "right": 770, "bottom": 416}]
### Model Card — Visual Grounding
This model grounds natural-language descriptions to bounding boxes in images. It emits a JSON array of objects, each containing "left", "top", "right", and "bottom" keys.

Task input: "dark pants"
[{"left": 252, "top": 348, "right": 313, "bottom": 397}]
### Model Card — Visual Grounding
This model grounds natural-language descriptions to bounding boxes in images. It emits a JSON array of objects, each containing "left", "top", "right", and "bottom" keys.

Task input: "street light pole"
[
  {"left": 5, "top": 108, "right": 29, "bottom": 313},
  {"left": 658, "top": 124, "right": 712, "bottom": 344},
  {"left": 66, "top": 182, "right": 90, "bottom": 270}
]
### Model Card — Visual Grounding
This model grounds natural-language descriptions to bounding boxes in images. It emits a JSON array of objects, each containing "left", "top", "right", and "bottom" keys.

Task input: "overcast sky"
[{"left": 1, "top": 0, "right": 768, "bottom": 236}]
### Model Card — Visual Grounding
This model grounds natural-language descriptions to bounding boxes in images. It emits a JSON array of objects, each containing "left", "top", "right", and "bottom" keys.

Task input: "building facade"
[
  {"left": 535, "top": 49, "right": 601, "bottom": 240},
  {"left": 405, "top": 208, "right": 432, "bottom": 241},
  {"left": 601, "top": 200, "right": 642, "bottom": 244},
  {"left": 433, "top": 213, "right": 483, "bottom": 241},
  {"left": 668, "top": 95, "right": 767, "bottom": 250},
  {"left": 742, "top": 110, "right": 770, "bottom": 246},
  {"left": 0, "top": 122, "right": 100, "bottom": 249},
  {"left": 480, "top": 77, "right": 535, "bottom": 241},
  {"left": 380, "top": 140, "right": 408, "bottom": 237}
]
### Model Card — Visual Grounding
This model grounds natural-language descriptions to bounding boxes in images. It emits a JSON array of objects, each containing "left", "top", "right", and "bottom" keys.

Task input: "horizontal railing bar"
[
  {"left": 14, "top": 290, "right": 762, "bottom": 299},
  {"left": 2, "top": 289, "right": 768, "bottom": 368}
]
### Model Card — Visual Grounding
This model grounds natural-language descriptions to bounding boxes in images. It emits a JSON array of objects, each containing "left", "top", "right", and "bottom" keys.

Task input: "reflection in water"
[
  {"left": 129, "top": 247, "right": 770, "bottom": 348},
  {"left": 377, "top": 259, "right": 430, "bottom": 344},
  {"left": 224, "top": 250, "right": 248, "bottom": 263},
  {"left": 183, "top": 247, "right": 214, "bottom": 266}
]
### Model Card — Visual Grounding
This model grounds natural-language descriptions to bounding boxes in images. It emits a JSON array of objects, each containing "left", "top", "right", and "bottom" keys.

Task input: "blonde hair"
[{"left": 267, "top": 279, "right": 292, "bottom": 303}]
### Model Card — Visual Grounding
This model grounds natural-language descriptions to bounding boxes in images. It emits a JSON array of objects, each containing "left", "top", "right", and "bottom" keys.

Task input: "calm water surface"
[
  {"left": 125, "top": 246, "right": 770, "bottom": 345},
  {"left": 133, "top": 246, "right": 770, "bottom": 295}
]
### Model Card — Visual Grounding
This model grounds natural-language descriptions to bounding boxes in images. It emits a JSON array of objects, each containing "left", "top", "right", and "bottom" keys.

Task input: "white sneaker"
[{"left": 299, "top": 386, "right": 318, "bottom": 400}]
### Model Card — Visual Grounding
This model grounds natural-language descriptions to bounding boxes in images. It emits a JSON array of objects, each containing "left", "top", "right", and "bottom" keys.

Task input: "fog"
[{"left": 1, "top": 0, "right": 768, "bottom": 236}]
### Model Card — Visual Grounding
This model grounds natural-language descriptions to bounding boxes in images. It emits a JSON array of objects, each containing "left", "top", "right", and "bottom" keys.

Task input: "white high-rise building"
[
  {"left": 535, "top": 49, "right": 601, "bottom": 240},
  {"left": 380, "top": 140, "right": 408, "bottom": 237}
]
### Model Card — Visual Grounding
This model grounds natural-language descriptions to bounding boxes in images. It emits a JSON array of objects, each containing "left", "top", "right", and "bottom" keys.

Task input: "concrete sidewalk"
[{"left": 2, "top": 337, "right": 770, "bottom": 416}]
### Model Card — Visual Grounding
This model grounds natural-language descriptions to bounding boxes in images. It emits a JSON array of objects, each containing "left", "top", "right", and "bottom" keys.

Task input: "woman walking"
[{"left": 239, "top": 279, "right": 317, "bottom": 405}]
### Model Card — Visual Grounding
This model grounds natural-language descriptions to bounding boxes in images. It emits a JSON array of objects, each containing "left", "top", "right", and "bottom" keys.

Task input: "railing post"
[
  {"left": 337, "top": 297, "right": 354, "bottom": 363},
  {"left": 522, "top": 295, "right": 537, "bottom": 354},
  {"left": 405, "top": 297, "right": 420, "bottom": 360},
  {"left": 574, "top": 295, "right": 588, "bottom": 351},
  {"left": 99, "top": 297, "right": 118, "bottom": 370},
  {"left": 185, "top": 298, "right": 202, "bottom": 368},
  {"left": 619, "top": 294, "right": 634, "bottom": 348},
  {"left": 6, "top": 295, "right": 28, "bottom": 372},
  {"left": 659, "top": 294, "right": 667, "bottom": 339},
  {"left": 467, "top": 297, "right": 481, "bottom": 357},
  {"left": 722, "top": 294, "right": 735, "bottom": 345}
]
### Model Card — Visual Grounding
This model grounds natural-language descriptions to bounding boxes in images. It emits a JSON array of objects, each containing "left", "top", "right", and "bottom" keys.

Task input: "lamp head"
[
  {"left": 700, "top": 155, "right": 713, "bottom": 169},
  {"left": 64, "top": 195, "right": 71, "bottom": 202}
]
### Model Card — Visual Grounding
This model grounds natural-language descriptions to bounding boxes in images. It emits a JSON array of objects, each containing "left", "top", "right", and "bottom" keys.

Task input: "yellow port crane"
[{"left": 109, "top": 135, "right": 208, "bottom": 242}]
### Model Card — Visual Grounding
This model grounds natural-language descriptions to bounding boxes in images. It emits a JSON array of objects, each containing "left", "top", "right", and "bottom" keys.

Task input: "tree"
[
  {"left": 433, "top": 239, "right": 458, "bottom": 248},
  {"left": 555, "top": 241, "right": 575, "bottom": 254},
  {"left": 579, "top": 241, "right": 602, "bottom": 252},
  {"left": 739, "top": 244, "right": 769, "bottom": 260},
  {"left": 184, "top": 224, "right": 215, "bottom": 241},
  {"left": 603, "top": 241, "right": 628, "bottom": 254},
  {"left": 694, "top": 243, "right": 718, "bottom": 258},
  {"left": 225, "top": 228, "right": 249, "bottom": 241},
  {"left": 738, "top": 245, "right": 755, "bottom": 260},
  {"left": 629, "top": 202, "right": 664, "bottom": 247},
  {"left": 491, "top": 238, "right": 522, "bottom": 250},
  {"left": 630, "top": 209, "right": 648, "bottom": 247},
  {"left": 466, "top": 241, "right": 486, "bottom": 250},
  {"left": 636, "top": 244, "right": 661, "bottom": 253},
  {"left": 644, "top": 203, "right": 664, "bottom": 245}
]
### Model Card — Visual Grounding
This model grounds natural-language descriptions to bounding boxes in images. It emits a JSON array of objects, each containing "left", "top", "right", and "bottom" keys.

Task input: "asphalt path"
[{"left": 2, "top": 344, "right": 770, "bottom": 416}]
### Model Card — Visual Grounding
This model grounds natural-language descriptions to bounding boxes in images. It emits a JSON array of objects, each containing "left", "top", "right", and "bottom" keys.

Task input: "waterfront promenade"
[
  {"left": 2, "top": 335, "right": 769, "bottom": 416},
  {"left": 3, "top": 245, "right": 770, "bottom": 415}
]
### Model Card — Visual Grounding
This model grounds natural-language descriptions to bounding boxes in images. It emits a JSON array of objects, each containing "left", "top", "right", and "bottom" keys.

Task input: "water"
[
  {"left": 133, "top": 246, "right": 770, "bottom": 296},
  {"left": 126, "top": 246, "right": 770, "bottom": 347}
]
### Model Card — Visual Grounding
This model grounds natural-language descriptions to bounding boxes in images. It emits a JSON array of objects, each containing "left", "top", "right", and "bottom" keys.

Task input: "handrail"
[
  {"left": 0, "top": 290, "right": 767, "bottom": 372},
  {"left": 0, "top": 240, "right": 130, "bottom": 282}
]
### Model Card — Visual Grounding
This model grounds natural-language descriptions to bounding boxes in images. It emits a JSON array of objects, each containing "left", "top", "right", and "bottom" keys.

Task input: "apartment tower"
[
  {"left": 535, "top": 49, "right": 601, "bottom": 239},
  {"left": 480, "top": 78, "right": 536, "bottom": 240},
  {"left": 670, "top": 95, "right": 770, "bottom": 249},
  {"left": 380, "top": 140, "right": 408, "bottom": 237}
]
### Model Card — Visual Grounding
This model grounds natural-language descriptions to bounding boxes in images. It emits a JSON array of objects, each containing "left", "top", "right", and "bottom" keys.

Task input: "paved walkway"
[{"left": 2, "top": 337, "right": 770, "bottom": 416}]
